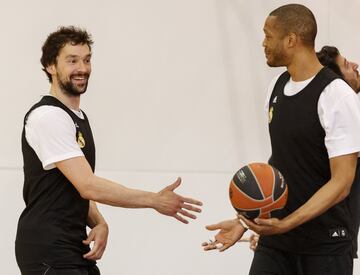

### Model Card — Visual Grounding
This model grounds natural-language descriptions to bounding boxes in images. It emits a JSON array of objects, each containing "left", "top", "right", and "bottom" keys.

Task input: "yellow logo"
[
  {"left": 268, "top": 106, "right": 274, "bottom": 123},
  {"left": 77, "top": 131, "right": 85, "bottom": 148}
]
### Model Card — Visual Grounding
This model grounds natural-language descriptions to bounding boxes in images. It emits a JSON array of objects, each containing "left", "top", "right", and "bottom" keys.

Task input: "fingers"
[
  {"left": 205, "top": 223, "right": 221, "bottom": 231},
  {"left": 202, "top": 239, "right": 231, "bottom": 252},
  {"left": 174, "top": 213, "right": 189, "bottom": 224},
  {"left": 253, "top": 218, "right": 272, "bottom": 226},
  {"left": 83, "top": 237, "right": 107, "bottom": 260},
  {"left": 163, "top": 177, "right": 182, "bottom": 192},
  {"left": 238, "top": 236, "right": 250, "bottom": 242},
  {"left": 172, "top": 203, "right": 201, "bottom": 224},
  {"left": 83, "top": 243, "right": 104, "bottom": 260},
  {"left": 82, "top": 231, "right": 95, "bottom": 245},
  {"left": 182, "top": 197, "right": 203, "bottom": 207},
  {"left": 237, "top": 214, "right": 255, "bottom": 229},
  {"left": 202, "top": 239, "right": 223, "bottom": 251},
  {"left": 181, "top": 202, "right": 202, "bottom": 213},
  {"left": 218, "top": 243, "right": 231, "bottom": 252},
  {"left": 82, "top": 228, "right": 107, "bottom": 260},
  {"left": 178, "top": 209, "right": 196, "bottom": 219}
]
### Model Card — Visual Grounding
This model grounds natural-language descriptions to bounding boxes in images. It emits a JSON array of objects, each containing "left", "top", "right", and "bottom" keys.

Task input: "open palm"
[{"left": 203, "top": 218, "right": 246, "bottom": 252}]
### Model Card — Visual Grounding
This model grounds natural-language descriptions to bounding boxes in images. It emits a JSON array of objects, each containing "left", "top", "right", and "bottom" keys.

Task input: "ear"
[
  {"left": 287, "top": 32, "right": 297, "bottom": 48},
  {"left": 46, "top": 64, "right": 56, "bottom": 75}
]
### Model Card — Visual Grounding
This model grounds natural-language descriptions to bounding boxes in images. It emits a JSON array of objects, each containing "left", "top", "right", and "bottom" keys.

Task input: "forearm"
[
  {"left": 282, "top": 178, "right": 352, "bottom": 231},
  {"left": 83, "top": 175, "right": 158, "bottom": 208},
  {"left": 282, "top": 153, "right": 357, "bottom": 231},
  {"left": 56, "top": 156, "right": 159, "bottom": 208}
]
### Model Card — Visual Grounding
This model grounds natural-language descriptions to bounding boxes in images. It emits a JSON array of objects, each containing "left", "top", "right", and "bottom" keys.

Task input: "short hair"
[
  {"left": 269, "top": 4, "right": 317, "bottom": 47},
  {"left": 316, "top": 46, "right": 343, "bottom": 77},
  {"left": 40, "top": 26, "right": 93, "bottom": 83}
]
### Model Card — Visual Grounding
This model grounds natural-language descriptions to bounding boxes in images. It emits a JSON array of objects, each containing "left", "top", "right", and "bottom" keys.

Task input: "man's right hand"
[
  {"left": 154, "top": 177, "right": 203, "bottom": 224},
  {"left": 202, "top": 218, "right": 246, "bottom": 252}
]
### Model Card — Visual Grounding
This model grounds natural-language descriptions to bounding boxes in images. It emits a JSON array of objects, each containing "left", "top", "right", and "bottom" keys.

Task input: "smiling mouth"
[{"left": 71, "top": 75, "right": 88, "bottom": 85}]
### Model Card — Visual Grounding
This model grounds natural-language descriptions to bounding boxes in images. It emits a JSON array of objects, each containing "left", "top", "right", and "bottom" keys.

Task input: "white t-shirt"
[
  {"left": 265, "top": 73, "right": 360, "bottom": 158},
  {"left": 25, "top": 105, "right": 85, "bottom": 170}
]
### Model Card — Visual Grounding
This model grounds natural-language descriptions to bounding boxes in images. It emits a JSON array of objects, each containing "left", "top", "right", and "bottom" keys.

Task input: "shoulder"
[
  {"left": 27, "top": 105, "right": 73, "bottom": 127},
  {"left": 320, "top": 78, "right": 358, "bottom": 108},
  {"left": 26, "top": 105, "right": 76, "bottom": 137}
]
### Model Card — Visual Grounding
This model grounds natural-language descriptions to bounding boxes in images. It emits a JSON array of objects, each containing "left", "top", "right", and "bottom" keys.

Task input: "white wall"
[{"left": 1, "top": 0, "right": 359, "bottom": 274}]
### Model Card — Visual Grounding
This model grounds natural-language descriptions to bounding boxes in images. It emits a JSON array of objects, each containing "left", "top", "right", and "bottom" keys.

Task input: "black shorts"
[
  {"left": 19, "top": 264, "right": 100, "bottom": 275},
  {"left": 249, "top": 245, "right": 353, "bottom": 275}
]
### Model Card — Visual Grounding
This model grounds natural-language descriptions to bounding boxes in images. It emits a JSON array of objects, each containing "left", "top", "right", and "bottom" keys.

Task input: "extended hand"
[
  {"left": 202, "top": 218, "right": 246, "bottom": 252},
  {"left": 155, "top": 177, "right": 203, "bottom": 224},
  {"left": 83, "top": 223, "right": 109, "bottom": 260}
]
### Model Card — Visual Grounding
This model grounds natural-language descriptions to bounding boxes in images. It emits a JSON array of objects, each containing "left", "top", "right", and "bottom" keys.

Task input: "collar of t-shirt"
[
  {"left": 71, "top": 108, "right": 84, "bottom": 119},
  {"left": 45, "top": 94, "right": 84, "bottom": 119},
  {"left": 284, "top": 76, "right": 316, "bottom": 96}
]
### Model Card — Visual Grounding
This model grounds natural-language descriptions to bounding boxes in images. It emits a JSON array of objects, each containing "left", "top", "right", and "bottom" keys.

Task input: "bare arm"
[
  {"left": 56, "top": 156, "right": 202, "bottom": 223},
  {"left": 87, "top": 200, "right": 107, "bottom": 229},
  {"left": 240, "top": 153, "right": 357, "bottom": 234},
  {"left": 83, "top": 201, "right": 109, "bottom": 260}
]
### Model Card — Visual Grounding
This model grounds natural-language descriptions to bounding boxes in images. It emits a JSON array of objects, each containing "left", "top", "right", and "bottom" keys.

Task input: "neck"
[
  {"left": 287, "top": 48, "right": 323, "bottom": 81},
  {"left": 50, "top": 84, "right": 81, "bottom": 111}
]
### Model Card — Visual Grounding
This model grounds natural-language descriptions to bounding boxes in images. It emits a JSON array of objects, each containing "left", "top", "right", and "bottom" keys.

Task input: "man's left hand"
[
  {"left": 238, "top": 214, "right": 291, "bottom": 235},
  {"left": 83, "top": 223, "right": 109, "bottom": 260}
]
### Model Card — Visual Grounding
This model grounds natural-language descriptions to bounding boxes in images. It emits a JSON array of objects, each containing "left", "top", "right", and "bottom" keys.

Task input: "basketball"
[{"left": 229, "top": 162, "right": 288, "bottom": 219}]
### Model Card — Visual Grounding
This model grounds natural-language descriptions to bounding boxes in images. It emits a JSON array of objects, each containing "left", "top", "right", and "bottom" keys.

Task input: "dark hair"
[
  {"left": 40, "top": 26, "right": 93, "bottom": 82},
  {"left": 316, "top": 46, "right": 343, "bottom": 77},
  {"left": 270, "top": 4, "right": 317, "bottom": 47}
]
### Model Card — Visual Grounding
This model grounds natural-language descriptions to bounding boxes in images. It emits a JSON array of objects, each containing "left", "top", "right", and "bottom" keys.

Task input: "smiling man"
[
  {"left": 15, "top": 26, "right": 202, "bottom": 275},
  {"left": 317, "top": 45, "right": 360, "bottom": 93}
]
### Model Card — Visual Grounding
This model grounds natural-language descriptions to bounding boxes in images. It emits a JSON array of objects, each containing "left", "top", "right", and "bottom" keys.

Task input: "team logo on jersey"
[
  {"left": 268, "top": 106, "right": 274, "bottom": 123},
  {"left": 77, "top": 131, "right": 85, "bottom": 148}
]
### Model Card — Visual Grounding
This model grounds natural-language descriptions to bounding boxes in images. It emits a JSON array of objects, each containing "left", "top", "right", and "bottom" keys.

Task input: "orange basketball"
[{"left": 229, "top": 162, "right": 288, "bottom": 219}]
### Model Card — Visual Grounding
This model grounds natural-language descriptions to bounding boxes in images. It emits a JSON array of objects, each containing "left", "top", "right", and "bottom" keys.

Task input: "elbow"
[
  {"left": 77, "top": 176, "right": 98, "bottom": 201},
  {"left": 79, "top": 187, "right": 94, "bottom": 200},
  {"left": 337, "top": 189, "right": 350, "bottom": 202},
  {"left": 337, "top": 187, "right": 351, "bottom": 202},
  {"left": 336, "top": 178, "right": 353, "bottom": 203}
]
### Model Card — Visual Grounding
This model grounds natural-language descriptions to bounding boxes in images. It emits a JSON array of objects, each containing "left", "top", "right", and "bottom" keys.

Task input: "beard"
[
  {"left": 58, "top": 73, "right": 90, "bottom": 97},
  {"left": 265, "top": 47, "right": 288, "bottom": 67}
]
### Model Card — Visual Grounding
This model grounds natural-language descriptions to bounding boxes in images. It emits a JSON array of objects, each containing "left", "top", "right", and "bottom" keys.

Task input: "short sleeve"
[
  {"left": 318, "top": 79, "right": 360, "bottom": 158},
  {"left": 25, "top": 106, "right": 84, "bottom": 170}
]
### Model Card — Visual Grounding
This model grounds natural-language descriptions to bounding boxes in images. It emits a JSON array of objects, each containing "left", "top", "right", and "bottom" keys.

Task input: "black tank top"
[
  {"left": 16, "top": 95, "right": 96, "bottom": 268},
  {"left": 260, "top": 68, "right": 353, "bottom": 255}
]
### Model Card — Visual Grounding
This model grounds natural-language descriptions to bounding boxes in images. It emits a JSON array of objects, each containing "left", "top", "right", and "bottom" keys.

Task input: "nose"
[
  {"left": 262, "top": 38, "right": 266, "bottom": 48},
  {"left": 77, "top": 60, "right": 89, "bottom": 73},
  {"left": 351, "top": 61, "right": 359, "bottom": 70}
]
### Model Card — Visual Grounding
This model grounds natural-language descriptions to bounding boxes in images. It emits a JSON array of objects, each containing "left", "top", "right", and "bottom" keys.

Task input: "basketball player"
[
  {"left": 203, "top": 4, "right": 360, "bottom": 275},
  {"left": 16, "top": 26, "right": 202, "bottom": 275},
  {"left": 245, "top": 45, "right": 360, "bottom": 256}
]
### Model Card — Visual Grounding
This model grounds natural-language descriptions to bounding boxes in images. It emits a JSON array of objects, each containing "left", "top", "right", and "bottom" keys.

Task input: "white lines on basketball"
[{"left": 248, "top": 165, "right": 265, "bottom": 200}]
